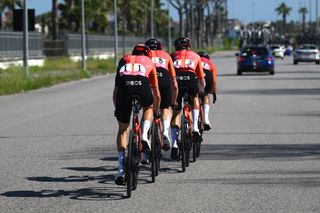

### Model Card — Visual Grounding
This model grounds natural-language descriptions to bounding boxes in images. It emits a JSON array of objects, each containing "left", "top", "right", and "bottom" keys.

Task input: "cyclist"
[
  {"left": 145, "top": 38, "right": 178, "bottom": 151},
  {"left": 197, "top": 51, "right": 217, "bottom": 130},
  {"left": 113, "top": 44, "right": 160, "bottom": 185},
  {"left": 170, "top": 37, "right": 206, "bottom": 160}
]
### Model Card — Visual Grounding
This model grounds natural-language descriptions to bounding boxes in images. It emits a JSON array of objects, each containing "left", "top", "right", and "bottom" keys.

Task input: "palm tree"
[
  {"left": 52, "top": 0, "right": 58, "bottom": 40},
  {"left": 299, "top": 7, "right": 308, "bottom": 33},
  {"left": 0, "top": 0, "right": 22, "bottom": 29},
  {"left": 275, "top": 2, "right": 292, "bottom": 32}
]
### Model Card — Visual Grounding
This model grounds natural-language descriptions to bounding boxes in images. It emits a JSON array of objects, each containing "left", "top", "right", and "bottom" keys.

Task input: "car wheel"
[
  {"left": 269, "top": 70, "right": 275, "bottom": 75},
  {"left": 316, "top": 60, "right": 320, "bottom": 65},
  {"left": 294, "top": 60, "right": 298, "bottom": 65},
  {"left": 237, "top": 69, "right": 242, "bottom": 75}
]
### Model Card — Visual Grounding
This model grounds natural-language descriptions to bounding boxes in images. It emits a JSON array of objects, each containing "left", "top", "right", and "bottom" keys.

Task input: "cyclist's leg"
[
  {"left": 158, "top": 72, "right": 172, "bottom": 150},
  {"left": 203, "top": 69, "right": 213, "bottom": 130},
  {"left": 203, "top": 94, "right": 211, "bottom": 130},
  {"left": 114, "top": 93, "right": 131, "bottom": 185}
]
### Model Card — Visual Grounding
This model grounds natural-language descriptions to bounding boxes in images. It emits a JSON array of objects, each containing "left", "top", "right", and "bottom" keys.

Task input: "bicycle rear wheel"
[
  {"left": 151, "top": 122, "right": 156, "bottom": 183},
  {"left": 126, "top": 130, "right": 134, "bottom": 198},
  {"left": 180, "top": 113, "right": 187, "bottom": 172}
]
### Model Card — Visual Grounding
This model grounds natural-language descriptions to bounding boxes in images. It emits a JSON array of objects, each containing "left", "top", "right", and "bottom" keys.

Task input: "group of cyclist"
[{"left": 112, "top": 37, "right": 217, "bottom": 185}]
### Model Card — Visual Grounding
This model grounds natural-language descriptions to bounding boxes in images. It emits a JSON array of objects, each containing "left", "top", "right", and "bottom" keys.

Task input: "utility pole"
[
  {"left": 114, "top": 0, "right": 118, "bottom": 66},
  {"left": 168, "top": 1, "right": 172, "bottom": 52},
  {"left": 316, "top": 0, "right": 319, "bottom": 33},
  {"left": 81, "top": 0, "right": 86, "bottom": 71},
  {"left": 23, "top": 0, "right": 29, "bottom": 77},
  {"left": 151, "top": 0, "right": 154, "bottom": 38}
]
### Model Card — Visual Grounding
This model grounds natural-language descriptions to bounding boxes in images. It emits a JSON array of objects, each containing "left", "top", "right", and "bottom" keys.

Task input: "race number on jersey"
[
  {"left": 119, "top": 63, "right": 147, "bottom": 77},
  {"left": 173, "top": 59, "right": 195, "bottom": 69},
  {"left": 201, "top": 61, "right": 210, "bottom": 70},
  {"left": 152, "top": 57, "right": 167, "bottom": 68}
]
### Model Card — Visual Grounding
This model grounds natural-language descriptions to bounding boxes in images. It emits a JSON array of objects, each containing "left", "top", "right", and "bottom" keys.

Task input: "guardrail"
[
  {"left": 0, "top": 31, "right": 43, "bottom": 61},
  {"left": 64, "top": 33, "right": 166, "bottom": 56}
]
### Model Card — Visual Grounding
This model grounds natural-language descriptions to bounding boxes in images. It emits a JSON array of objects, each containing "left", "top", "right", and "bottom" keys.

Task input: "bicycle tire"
[
  {"left": 180, "top": 112, "right": 187, "bottom": 172},
  {"left": 132, "top": 134, "right": 139, "bottom": 190},
  {"left": 151, "top": 122, "right": 156, "bottom": 183},
  {"left": 126, "top": 130, "right": 134, "bottom": 198},
  {"left": 197, "top": 106, "right": 204, "bottom": 158},
  {"left": 154, "top": 123, "right": 161, "bottom": 176}
]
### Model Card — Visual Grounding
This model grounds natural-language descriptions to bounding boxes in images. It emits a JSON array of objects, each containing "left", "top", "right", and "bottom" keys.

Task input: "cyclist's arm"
[
  {"left": 114, "top": 60, "right": 123, "bottom": 107},
  {"left": 168, "top": 58, "right": 178, "bottom": 105},
  {"left": 196, "top": 59, "right": 206, "bottom": 91},
  {"left": 113, "top": 86, "right": 118, "bottom": 107},
  {"left": 149, "top": 65, "right": 161, "bottom": 112},
  {"left": 210, "top": 62, "right": 217, "bottom": 94}
]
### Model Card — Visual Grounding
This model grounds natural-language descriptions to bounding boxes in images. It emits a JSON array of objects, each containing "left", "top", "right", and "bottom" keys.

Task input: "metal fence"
[
  {"left": 0, "top": 31, "right": 43, "bottom": 61},
  {"left": 64, "top": 33, "right": 166, "bottom": 56}
]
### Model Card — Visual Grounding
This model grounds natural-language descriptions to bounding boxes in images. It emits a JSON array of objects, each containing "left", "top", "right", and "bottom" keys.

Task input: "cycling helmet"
[
  {"left": 198, "top": 51, "right": 210, "bottom": 59},
  {"left": 145, "top": 38, "right": 162, "bottom": 50},
  {"left": 174, "top": 37, "right": 191, "bottom": 50},
  {"left": 132, "top": 44, "right": 152, "bottom": 58}
]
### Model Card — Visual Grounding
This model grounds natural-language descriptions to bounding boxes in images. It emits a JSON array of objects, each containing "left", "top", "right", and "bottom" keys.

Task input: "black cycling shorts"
[
  {"left": 175, "top": 71, "right": 198, "bottom": 110},
  {"left": 204, "top": 69, "right": 213, "bottom": 94},
  {"left": 115, "top": 75, "right": 153, "bottom": 123},
  {"left": 157, "top": 68, "right": 172, "bottom": 109}
]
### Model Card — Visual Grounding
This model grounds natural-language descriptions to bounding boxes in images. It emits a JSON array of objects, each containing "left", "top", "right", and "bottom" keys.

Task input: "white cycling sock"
[
  {"left": 203, "top": 104, "right": 210, "bottom": 124},
  {"left": 118, "top": 151, "right": 124, "bottom": 174},
  {"left": 162, "top": 119, "right": 170, "bottom": 137},
  {"left": 142, "top": 120, "right": 151, "bottom": 142},
  {"left": 171, "top": 127, "right": 179, "bottom": 148},
  {"left": 192, "top": 109, "right": 200, "bottom": 132}
]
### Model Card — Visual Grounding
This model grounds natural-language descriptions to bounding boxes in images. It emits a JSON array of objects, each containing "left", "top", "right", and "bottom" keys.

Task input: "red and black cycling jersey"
[{"left": 171, "top": 50, "right": 204, "bottom": 80}]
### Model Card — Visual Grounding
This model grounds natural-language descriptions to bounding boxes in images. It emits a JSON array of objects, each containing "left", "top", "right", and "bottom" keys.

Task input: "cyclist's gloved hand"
[{"left": 212, "top": 93, "right": 217, "bottom": 103}]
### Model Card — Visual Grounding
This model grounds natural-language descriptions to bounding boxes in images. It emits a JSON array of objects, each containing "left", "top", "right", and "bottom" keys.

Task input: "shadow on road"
[
  {"left": 0, "top": 187, "right": 126, "bottom": 200},
  {"left": 198, "top": 143, "right": 320, "bottom": 161}
]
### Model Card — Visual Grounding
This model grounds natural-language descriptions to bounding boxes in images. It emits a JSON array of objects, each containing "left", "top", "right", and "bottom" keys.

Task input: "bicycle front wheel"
[
  {"left": 180, "top": 113, "right": 187, "bottom": 172},
  {"left": 126, "top": 130, "right": 134, "bottom": 198},
  {"left": 151, "top": 122, "right": 156, "bottom": 183}
]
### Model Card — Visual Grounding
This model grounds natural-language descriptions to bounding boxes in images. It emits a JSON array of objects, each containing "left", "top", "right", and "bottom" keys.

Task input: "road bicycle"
[
  {"left": 179, "top": 88, "right": 193, "bottom": 172},
  {"left": 124, "top": 95, "right": 142, "bottom": 198},
  {"left": 193, "top": 92, "right": 205, "bottom": 161}
]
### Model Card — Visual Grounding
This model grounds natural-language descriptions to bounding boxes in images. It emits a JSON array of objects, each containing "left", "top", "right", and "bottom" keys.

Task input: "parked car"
[
  {"left": 236, "top": 45, "right": 275, "bottom": 75},
  {"left": 270, "top": 44, "right": 285, "bottom": 59},
  {"left": 293, "top": 44, "right": 320, "bottom": 65}
]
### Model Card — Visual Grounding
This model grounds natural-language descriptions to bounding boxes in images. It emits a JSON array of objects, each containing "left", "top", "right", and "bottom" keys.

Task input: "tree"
[
  {"left": 52, "top": 0, "right": 58, "bottom": 39},
  {"left": 299, "top": 7, "right": 308, "bottom": 33},
  {"left": 0, "top": 0, "right": 22, "bottom": 29},
  {"left": 275, "top": 2, "right": 292, "bottom": 32}
]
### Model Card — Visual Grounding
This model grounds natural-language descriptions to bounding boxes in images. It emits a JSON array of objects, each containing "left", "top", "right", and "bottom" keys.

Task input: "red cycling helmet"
[
  {"left": 197, "top": 51, "right": 210, "bottom": 59},
  {"left": 174, "top": 37, "right": 191, "bottom": 50},
  {"left": 132, "top": 44, "right": 152, "bottom": 58},
  {"left": 145, "top": 38, "right": 162, "bottom": 50}
]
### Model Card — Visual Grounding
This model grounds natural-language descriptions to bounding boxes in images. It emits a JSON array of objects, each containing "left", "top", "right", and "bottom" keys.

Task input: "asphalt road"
[{"left": 1, "top": 52, "right": 320, "bottom": 213}]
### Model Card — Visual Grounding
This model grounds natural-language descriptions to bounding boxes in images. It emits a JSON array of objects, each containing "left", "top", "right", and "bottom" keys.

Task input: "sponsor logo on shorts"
[
  {"left": 126, "top": 80, "right": 142, "bottom": 86},
  {"left": 176, "top": 76, "right": 191, "bottom": 80}
]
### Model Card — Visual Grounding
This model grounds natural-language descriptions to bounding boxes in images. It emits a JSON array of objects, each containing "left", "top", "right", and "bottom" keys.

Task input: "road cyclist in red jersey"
[
  {"left": 197, "top": 51, "right": 217, "bottom": 130},
  {"left": 113, "top": 44, "right": 160, "bottom": 185},
  {"left": 170, "top": 37, "right": 206, "bottom": 160},
  {"left": 145, "top": 38, "right": 179, "bottom": 151}
]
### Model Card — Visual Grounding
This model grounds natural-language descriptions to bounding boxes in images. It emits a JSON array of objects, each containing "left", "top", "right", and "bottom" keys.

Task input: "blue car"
[{"left": 236, "top": 45, "right": 275, "bottom": 75}]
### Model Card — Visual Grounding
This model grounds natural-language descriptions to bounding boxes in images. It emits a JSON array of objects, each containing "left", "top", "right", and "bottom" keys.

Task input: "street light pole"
[
  {"left": 23, "top": 0, "right": 29, "bottom": 77},
  {"left": 316, "top": 0, "right": 319, "bottom": 33},
  {"left": 168, "top": 1, "right": 172, "bottom": 52},
  {"left": 114, "top": 0, "right": 118, "bottom": 66},
  {"left": 81, "top": 0, "right": 86, "bottom": 71},
  {"left": 151, "top": 0, "right": 154, "bottom": 38}
]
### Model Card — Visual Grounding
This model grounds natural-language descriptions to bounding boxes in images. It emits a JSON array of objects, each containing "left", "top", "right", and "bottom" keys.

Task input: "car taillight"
[
  {"left": 265, "top": 57, "right": 272, "bottom": 61},
  {"left": 239, "top": 57, "right": 245, "bottom": 62}
]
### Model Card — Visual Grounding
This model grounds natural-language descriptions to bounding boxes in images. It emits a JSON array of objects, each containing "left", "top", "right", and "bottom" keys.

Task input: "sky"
[{"left": 27, "top": 0, "right": 319, "bottom": 24}]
